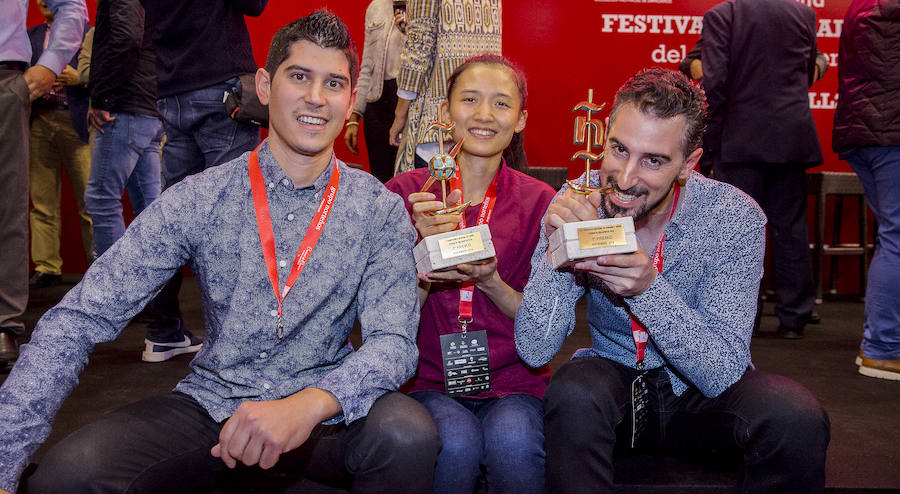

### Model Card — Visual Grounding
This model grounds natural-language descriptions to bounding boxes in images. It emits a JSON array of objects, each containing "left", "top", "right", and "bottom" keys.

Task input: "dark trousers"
[
  {"left": 715, "top": 163, "right": 815, "bottom": 328},
  {"left": 543, "top": 357, "right": 830, "bottom": 493},
  {"left": 28, "top": 391, "right": 440, "bottom": 494},
  {"left": 363, "top": 78, "right": 400, "bottom": 183},
  {"left": 0, "top": 71, "right": 30, "bottom": 337}
]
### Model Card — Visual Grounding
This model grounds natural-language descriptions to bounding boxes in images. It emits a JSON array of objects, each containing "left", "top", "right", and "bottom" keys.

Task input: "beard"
[{"left": 600, "top": 176, "right": 677, "bottom": 223}]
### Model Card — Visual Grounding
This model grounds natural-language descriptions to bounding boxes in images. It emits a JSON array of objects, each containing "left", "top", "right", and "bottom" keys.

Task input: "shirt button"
[
  {"left": 270, "top": 309, "right": 278, "bottom": 317},
  {"left": 263, "top": 383, "right": 271, "bottom": 390},
  {"left": 287, "top": 213, "right": 295, "bottom": 221},
  {"left": 279, "top": 260, "right": 287, "bottom": 267},
  {"left": 268, "top": 182, "right": 275, "bottom": 189},
  {"left": 282, "top": 178, "right": 291, "bottom": 186},
  {"left": 260, "top": 352, "right": 268, "bottom": 359}
]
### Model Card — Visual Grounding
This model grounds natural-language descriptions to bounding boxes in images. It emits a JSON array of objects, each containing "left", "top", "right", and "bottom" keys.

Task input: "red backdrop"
[{"left": 28, "top": 0, "right": 856, "bottom": 275}]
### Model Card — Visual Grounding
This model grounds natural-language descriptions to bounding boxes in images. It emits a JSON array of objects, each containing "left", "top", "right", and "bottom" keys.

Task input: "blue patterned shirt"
[
  {"left": 0, "top": 141, "right": 420, "bottom": 491},
  {"left": 515, "top": 171, "right": 766, "bottom": 398}
]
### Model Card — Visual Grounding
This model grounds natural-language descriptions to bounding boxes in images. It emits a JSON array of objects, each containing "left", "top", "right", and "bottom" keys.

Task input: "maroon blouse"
[{"left": 385, "top": 164, "right": 556, "bottom": 399}]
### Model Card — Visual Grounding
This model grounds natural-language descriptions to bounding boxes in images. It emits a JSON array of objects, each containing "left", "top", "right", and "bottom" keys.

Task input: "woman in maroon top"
[{"left": 385, "top": 56, "right": 555, "bottom": 494}]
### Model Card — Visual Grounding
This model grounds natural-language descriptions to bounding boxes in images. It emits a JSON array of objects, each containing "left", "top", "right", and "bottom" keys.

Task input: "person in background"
[
  {"left": 389, "top": 0, "right": 502, "bottom": 174},
  {"left": 0, "top": 0, "right": 87, "bottom": 373},
  {"left": 343, "top": 0, "right": 407, "bottom": 183},
  {"left": 701, "top": 0, "right": 823, "bottom": 339},
  {"left": 832, "top": 0, "right": 900, "bottom": 381},
  {"left": 26, "top": 0, "right": 92, "bottom": 289},
  {"left": 136, "top": 0, "right": 266, "bottom": 360},
  {"left": 386, "top": 55, "right": 554, "bottom": 494},
  {"left": 0, "top": 11, "right": 439, "bottom": 493}
]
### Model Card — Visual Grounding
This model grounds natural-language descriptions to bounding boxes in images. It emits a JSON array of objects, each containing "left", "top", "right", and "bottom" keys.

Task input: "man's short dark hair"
[
  {"left": 608, "top": 68, "right": 708, "bottom": 160},
  {"left": 265, "top": 10, "right": 360, "bottom": 87}
]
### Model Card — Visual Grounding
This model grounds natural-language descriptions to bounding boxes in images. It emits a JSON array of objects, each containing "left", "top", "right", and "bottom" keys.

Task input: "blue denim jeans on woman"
[
  {"left": 410, "top": 390, "right": 546, "bottom": 494},
  {"left": 844, "top": 146, "right": 900, "bottom": 360},
  {"left": 84, "top": 112, "right": 163, "bottom": 258}
]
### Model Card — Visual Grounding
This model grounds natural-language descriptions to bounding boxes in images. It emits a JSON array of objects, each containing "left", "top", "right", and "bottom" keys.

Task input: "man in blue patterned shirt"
[
  {"left": 0, "top": 11, "right": 439, "bottom": 494},
  {"left": 515, "top": 69, "right": 830, "bottom": 492}
]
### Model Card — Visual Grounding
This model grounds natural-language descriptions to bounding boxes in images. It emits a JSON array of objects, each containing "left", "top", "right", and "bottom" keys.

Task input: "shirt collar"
[{"left": 256, "top": 139, "right": 338, "bottom": 193}]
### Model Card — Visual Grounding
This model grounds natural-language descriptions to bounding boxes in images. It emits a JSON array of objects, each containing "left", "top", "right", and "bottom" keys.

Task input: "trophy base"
[
  {"left": 414, "top": 224, "right": 496, "bottom": 274},
  {"left": 548, "top": 217, "right": 637, "bottom": 269}
]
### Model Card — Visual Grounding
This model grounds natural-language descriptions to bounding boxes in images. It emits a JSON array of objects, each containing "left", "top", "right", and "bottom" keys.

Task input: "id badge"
[
  {"left": 440, "top": 330, "right": 490, "bottom": 397},
  {"left": 630, "top": 371, "right": 649, "bottom": 448}
]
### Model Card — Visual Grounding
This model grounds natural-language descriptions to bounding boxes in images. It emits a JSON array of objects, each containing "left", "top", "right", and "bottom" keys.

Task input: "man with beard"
[{"left": 514, "top": 68, "right": 829, "bottom": 492}]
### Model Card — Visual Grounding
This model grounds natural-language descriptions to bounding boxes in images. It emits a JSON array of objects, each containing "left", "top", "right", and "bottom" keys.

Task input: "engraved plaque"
[
  {"left": 438, "top": 231, "right": 485, "bottom": 260},
  {"left": 577, "top": 223, "right": 627, "bottom": 250}
]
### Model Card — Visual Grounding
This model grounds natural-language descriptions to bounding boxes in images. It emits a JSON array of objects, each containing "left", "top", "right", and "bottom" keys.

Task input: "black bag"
[{"left": 224, "top": 73, "right": 269, "bottom": 128}]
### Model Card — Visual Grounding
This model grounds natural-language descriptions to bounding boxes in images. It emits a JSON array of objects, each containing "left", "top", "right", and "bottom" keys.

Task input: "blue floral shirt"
[
  {"left": 515, "top": 171, "right": 766, "bottom": 398},
  {"left": 0, "top": 141, "right": 420, "bottom": 491}
]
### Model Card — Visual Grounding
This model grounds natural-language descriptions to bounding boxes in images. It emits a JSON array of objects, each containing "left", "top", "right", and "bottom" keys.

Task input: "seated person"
[
  {"left": 515, "top": 68, "right": 830, "bottom": 492},
  {"left": 0, "top": 11, "right": 439, "bottom": 494},
  {"left": 385, "top": 55, "right": 555, "bottom": 494}
]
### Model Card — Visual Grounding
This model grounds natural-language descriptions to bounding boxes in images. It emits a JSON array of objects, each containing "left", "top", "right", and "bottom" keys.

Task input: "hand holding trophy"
[
  {"left": 413, "top": 118, "right": 496, "bottom": 274},
  {"left": 549, "top": 89, "right": 637, "bottom": 269}
]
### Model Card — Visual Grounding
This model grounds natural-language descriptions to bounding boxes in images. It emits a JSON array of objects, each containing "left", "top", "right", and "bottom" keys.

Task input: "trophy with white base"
[
  {"left": 414, "top": 121, "right": 496, "bottom": 274},
  {"left": 548, "top": 89, "right": 636, "bottom": 269}
]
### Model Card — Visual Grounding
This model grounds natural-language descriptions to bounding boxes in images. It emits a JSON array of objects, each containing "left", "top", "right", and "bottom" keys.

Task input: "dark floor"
[{"left": 4, "top": 275, "right": 900, "bottom": 492}]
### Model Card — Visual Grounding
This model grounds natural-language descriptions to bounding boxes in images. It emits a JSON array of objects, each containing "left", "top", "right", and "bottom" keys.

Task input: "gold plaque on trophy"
[
  {"left": 438, "top": 231, "right": 486, "bottom": 260},
  {"left": 577, "top": 224, "right": 627, "bottom": 250}
]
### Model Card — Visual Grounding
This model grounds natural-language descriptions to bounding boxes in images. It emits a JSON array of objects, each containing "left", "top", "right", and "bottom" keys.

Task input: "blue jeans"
[
  {"left": 156, "top": 79, "right": 259, "bottom": 190},
  {"left": 844, "top": 146, "right": 900, "bottom": 360},
  {"left": 410, "top": 390, "right": 545, "bottom": 494},
  {"left": 84, "top": 112, "right": 163, "bottom": 258}
]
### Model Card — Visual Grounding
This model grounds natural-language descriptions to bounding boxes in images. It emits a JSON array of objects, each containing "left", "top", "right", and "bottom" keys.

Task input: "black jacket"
[
  {"left": 701, "top": 0, "right": 823, "bottom": 167},
  {"left": 140, "top": 0, "right": 267, "bottom": 97},
  {"left": 832, "top": 0, "right": 900, "bottom": 152},
  {"left": 89, "top": 0, "right": 158, "bottom": 116}
]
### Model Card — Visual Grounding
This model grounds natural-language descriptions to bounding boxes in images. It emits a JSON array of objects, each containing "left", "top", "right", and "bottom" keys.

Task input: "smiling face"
[
  {"left": 440, "top": 63, "right": 527, "bottom": 163},
  {"left": 599, "top": 102, "right": 700, "bottom": 223},
  {"left": 257, "top": 40, "right": 356, "bottom": 163}
]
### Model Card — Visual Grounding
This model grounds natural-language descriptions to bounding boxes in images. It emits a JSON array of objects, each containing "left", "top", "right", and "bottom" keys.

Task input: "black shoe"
[
  {"left": 0, "top": 331, "right": 19, "bottom": 372},
  {"left": 29, "top": 270, "right": 62, "bottom": 288},
  {"left": 778, "top": 325, "right": 805, "bottom": 340},
  {"left": 808, "top": 312, "right": 821, "bottom": 325}
]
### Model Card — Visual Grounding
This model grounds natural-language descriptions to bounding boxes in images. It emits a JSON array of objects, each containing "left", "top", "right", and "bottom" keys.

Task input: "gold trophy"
[
  {"left": 419, "top": 121, "right": 470, "bottom": 215},
  {"left": 549, "top": 89, "right": 636, "bottom": 269},
  {"left": 413, "top": 118, "right": 495, "bottom": 274},
  {"left": 567, "top": 89, "right": 615, "bottom": 195}
]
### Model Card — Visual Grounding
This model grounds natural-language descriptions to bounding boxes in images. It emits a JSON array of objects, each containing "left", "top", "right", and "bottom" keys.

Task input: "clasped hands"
[{"left": 546, "top": 188, "right": 656, "bottom": 298}]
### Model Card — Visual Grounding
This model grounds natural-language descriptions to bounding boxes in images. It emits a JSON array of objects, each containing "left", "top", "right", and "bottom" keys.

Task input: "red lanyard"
[
  {"left": 248, "top": 145, "right": 340, "bottom": 338},
  {"left": 449, "top": 161, "right": 500, "bottom": 330},
  {"left": 629, "top": 185, "right": 680, "bottom": 365}
]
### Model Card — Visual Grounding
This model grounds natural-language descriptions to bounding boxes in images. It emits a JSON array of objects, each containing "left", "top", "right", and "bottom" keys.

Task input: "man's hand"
[
  {"left": 344, "top": 116, "right": 360, "bottom": 154},
  {"left": 544, "top": 188, "right": 604, "bottom": 237},
  {"left": 573, "top": 241, "right": 657, "bottom": 298},
  {"left": 389, "top": 98, "right": 412, "bottom": 147},
  {"left": 211, "top": 388, "right": 340, "bottom": 470},
  {"left": 1, "top": 489, "right": 12, "bottom": 494},
  {"left": 409, "top": 189, "right": 463, "bottom": 238},
  {"left": 57, "top": 65, "right": 80, "bottom": 86},
  {"left": 23, "top": 64, "right": 57, "bottom": 101},
  {"left": 87, "top": 107, "right": 115, "bottom": 133}
]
